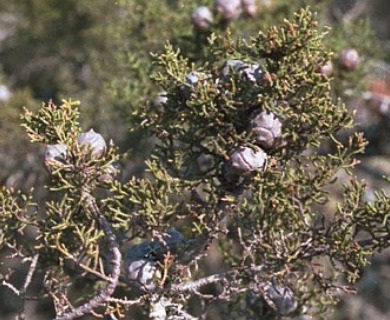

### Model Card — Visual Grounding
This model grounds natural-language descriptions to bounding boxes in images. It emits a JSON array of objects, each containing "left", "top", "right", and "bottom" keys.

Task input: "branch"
[
  {"left": 171, "top": 265, "right": 265, "bottom": 293},
  {"left": 55, "top": 190, "right": 122, "bottom": 320},
  {"left": 107, "top": 297, "right": 143, "bottom": 306}
]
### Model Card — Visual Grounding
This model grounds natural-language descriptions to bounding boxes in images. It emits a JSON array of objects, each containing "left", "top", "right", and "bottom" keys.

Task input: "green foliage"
[
  {"left": 21, "top": 99, "right": 81, "bottom": 144},
  {"left": 0, "top": 187, "right": 36, "bottom": 247},
  {"left": 0, "top": 2, "right": 388, "bottom": 320}
]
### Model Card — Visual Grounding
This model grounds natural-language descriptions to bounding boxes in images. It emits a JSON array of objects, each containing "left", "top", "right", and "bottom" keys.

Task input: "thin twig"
[
  {"left": 18, "top": 254, "right": 39, "bottom": 320},
  {"left": 171, "top": 265, "right": 264, "bottom": 293},
  {"left": 107, "top": 297, "right": 143, "bottom": 306},
  {"left": 1, "top": 280, "right": 20, "bottom": 295}
]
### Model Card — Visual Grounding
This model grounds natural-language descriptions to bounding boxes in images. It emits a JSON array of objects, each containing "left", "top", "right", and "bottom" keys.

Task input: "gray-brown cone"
[
  {"left": 249, "top": 111, "right": 282, "bottom": 149},
  {"left": 44, "top": 144, "right": 67, "bottom": 169},
  {"left": 215, "top": 0, "right": 242, "bottom": 20},
  {"left": 77, "top": 129, "right": 106, "bottom": 157},
  {"left": 192, "top": 6, "right": 213, "bottom": 30},
  {"left": 228, "top": 146, "right": 267, "bottom": 173},
  {"left": 337, "top": 48, "right": 360, "bottom": 71}
]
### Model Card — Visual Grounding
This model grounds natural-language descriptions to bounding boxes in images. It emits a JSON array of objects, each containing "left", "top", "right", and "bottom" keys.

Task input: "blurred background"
[{"left": 0, "top": 0, "right": 388, "bottom": 319}]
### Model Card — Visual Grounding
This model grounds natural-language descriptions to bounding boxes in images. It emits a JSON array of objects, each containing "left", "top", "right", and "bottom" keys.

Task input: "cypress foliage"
[{"left": 0, "top": 1, "right": 389, "bottom": 319}]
